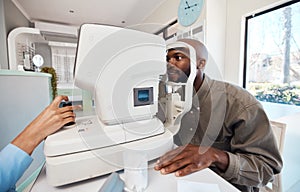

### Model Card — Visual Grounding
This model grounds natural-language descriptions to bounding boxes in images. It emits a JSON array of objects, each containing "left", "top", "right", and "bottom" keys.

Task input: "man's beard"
[{"left": 167, "top": 64, "right": 189, "bottom": 83}]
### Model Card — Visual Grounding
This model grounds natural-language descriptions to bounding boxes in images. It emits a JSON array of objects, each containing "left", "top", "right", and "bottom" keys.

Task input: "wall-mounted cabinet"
[
  {"left": 6, "top": 26, "right": 92, "bottom": 112},
  {"left": 7, "top": 22, "right": 78, "bottom": 71},
  {"left": 7, "top": 27, "right": 46, "bottom": 71}
]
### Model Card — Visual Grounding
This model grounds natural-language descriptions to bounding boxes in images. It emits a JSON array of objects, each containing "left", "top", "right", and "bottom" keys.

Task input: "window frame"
[{"left": 243, "top": 0, "right": 300, "bottom": 88}]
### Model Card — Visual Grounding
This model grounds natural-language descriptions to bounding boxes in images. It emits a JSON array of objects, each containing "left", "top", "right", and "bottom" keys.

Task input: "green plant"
[
  {"left": 41, "top": 67, "right": 58, "bottom": 100},
  {"left": 248, "top": 83, "right": 300, "bottom": 106}
]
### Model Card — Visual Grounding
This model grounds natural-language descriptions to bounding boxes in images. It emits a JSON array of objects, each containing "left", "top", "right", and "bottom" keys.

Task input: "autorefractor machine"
[{"left": 43, "top": 23, "right": 197, "bottom": 186}]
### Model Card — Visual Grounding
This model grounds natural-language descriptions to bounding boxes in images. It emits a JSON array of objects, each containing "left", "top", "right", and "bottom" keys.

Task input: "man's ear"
[{"left": 197, "top": 59, "right": 206, "bottom": 70}]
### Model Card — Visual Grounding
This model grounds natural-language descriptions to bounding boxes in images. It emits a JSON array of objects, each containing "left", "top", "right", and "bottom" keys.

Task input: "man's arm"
[
  {"left": 154, "top": 144, "right": 229, "bottom": 176},
  {"left": 154, "top": 104, "right": 282, "bottom": 188},
  {"left": 219, "top": 105, "right": 282, "bottom": 187}
]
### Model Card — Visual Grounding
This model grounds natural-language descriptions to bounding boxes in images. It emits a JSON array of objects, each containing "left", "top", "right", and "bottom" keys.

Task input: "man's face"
[{"left": 166, "top": 49, "right": 190, "bottom": 83}]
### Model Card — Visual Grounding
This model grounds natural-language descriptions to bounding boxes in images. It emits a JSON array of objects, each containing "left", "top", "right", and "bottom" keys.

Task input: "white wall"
[
  {"left": 225, "top": 0, "right": 290, "bottom": 85},
  {"left": 1, "top": 0, "right": 30, "bottom": 69},
  {"left": 144, "top": 0, "right": 227, "bottom": 81},
  {"left": 146, "top": 0, "right": 292, "bottom": 85},
  {"left": 205, "top": 0, "right": 227, "bottom": 81},
  {"left": 0, "top": 0, "right": 7, "bottom": 69},
  {"left": 143, "top": 0, "right": 180, "bottom": 25}
]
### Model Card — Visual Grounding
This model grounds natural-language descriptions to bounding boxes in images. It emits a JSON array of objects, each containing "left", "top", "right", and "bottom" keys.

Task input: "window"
[
  {"left": 244, "top": 0, "right": 300, "bottom": 106},
  {"left": 49, "top": 42, "right": 77, "bottom": 88}
]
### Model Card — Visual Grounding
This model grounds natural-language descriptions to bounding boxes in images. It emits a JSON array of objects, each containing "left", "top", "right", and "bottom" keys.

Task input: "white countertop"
[{"left": 30, "top": 160, "right": 240, "bottom": 192}]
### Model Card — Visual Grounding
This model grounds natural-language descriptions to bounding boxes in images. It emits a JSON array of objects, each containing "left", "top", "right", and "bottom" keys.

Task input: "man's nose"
[{"left": 168, "top": 57, "right": 177, "bottom": 65}]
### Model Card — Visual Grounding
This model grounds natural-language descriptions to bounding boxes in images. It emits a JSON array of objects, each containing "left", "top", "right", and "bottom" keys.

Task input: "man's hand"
[{"left": 154, "top": 144, "right": 229, "bottom": 177}]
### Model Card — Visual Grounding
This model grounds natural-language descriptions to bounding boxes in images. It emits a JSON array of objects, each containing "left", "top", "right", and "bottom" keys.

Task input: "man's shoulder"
[
  {"left": 209, "top": 78, "right": 259, "bottom": 105},
  {"left": 211, "top": 79, "right": 250, "bottom": 94}
]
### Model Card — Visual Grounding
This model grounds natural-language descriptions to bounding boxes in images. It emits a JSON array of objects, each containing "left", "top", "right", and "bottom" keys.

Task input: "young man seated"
[{"left": 154, "top": 38, "right": 282, "bottom": 192}]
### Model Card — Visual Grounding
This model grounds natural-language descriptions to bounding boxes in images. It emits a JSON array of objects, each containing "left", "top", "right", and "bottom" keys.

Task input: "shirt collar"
[{"left": 196, "top": 74, "right": 212, "bottom": 105}]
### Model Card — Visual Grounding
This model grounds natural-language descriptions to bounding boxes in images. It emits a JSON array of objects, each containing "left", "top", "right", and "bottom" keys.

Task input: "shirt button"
[
  {"left": 190, "top": 128, "right": 193, "bottom": 131},
  {"left": 197, "top": 107, "right": 200, "bottom": 111},
  {"left": 190, "top": 111, "right": 194, "bottom": 114}
]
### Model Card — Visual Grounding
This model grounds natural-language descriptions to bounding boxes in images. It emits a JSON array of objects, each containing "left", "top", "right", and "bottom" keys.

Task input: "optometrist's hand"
[
  {"left": 11, "top": 95, "right": 81, "bottom": 155},
  {"left": 154, "top": 144, "right": 229, "bottom": 176}
]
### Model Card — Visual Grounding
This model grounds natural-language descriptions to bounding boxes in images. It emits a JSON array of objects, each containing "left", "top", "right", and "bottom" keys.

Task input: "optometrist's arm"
[
  {"left": 11, "top": 95, "right": 80, "bottom": 155},
  {"left": 0, "top": 95, "right": 81, "bottom": 192}
]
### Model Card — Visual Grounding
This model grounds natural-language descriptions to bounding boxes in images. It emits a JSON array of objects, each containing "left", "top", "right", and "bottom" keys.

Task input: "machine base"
[{"left": 45, "top": 129, "right": 173, "bottom": 186}]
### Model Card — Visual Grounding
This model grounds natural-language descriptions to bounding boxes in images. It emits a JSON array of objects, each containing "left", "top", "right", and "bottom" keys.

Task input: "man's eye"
[
  {"left": 175, "top": 56, "right": 182, "bottom": 61},
  {"left": 166, "top": 55, "right": 184, "bottom": 62}
]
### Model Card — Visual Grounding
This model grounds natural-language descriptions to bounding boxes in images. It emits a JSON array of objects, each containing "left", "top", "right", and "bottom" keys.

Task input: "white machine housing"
[
  {"left": 75, "top": 24, "right": 166, "bottom": 125},
  {"left": 44, "top": 24, "right": 197, "bottom": 186}
]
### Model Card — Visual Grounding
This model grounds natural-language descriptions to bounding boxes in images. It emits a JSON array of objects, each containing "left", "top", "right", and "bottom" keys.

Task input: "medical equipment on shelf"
[{"left": 43, "top": 23, "right": 197, "bottom": 186}]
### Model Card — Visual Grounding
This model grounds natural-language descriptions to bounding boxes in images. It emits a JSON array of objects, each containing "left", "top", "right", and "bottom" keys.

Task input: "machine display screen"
[
  {"left": 138, "top": 90, "right": 150, "bottom": 102},
  {"left": 134, "top": 87, "right": 153, "bottom": 106}
]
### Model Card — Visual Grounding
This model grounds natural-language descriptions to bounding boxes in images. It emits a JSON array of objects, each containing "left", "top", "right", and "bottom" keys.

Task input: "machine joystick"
[{"left": 59, "top": 101, "right": 76, "bottom": 128}]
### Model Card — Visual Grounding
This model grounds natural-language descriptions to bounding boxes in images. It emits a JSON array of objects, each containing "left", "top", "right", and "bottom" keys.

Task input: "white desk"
[{"left": 30, "top": 161, "right": 240, "bottom": 192}]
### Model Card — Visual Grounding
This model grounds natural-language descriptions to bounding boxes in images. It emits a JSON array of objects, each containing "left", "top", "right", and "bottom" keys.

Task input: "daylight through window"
[{"left": 244, "top": 0, "right": 300, "bottom": 106}]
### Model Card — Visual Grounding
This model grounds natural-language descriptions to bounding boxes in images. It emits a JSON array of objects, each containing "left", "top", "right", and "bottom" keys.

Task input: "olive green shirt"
[{"left": 174, "top": 75, "right": 282, "bottom": 192}]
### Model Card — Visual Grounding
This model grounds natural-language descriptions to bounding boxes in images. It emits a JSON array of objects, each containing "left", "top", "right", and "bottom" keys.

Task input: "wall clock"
[
  {"left": 178, "top": 0, "right": 204, "bottom": 27},
  {"left": 32, "top": 54, "right": 44, "bottom": 71}
]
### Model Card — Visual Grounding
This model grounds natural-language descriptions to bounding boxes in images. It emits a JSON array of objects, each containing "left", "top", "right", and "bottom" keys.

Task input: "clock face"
[
  {"left": 32, "top": 54, "right": 44, "bottom": 67},
  {"left": 178, "top": 0, "right": 204, "bottom": 27}
]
